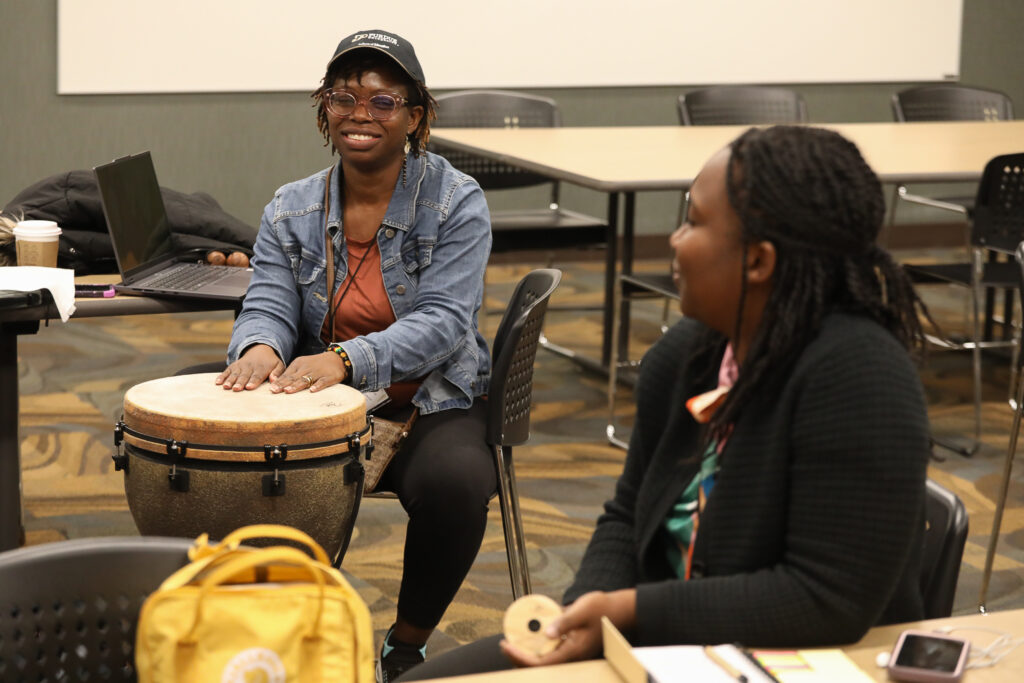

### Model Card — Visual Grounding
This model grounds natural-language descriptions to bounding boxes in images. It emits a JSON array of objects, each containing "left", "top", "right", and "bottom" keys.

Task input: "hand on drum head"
[
  {"left": 269, "top": 351, "right": 348, "bottom": 394},
  {"left": 216, "top": 344, "right": 285, "bottom": 391}
]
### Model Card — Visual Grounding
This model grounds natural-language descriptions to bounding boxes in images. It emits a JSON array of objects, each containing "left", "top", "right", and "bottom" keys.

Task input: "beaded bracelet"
[{"left": 327, "top": 343, "right": 353, "bottom": 383}]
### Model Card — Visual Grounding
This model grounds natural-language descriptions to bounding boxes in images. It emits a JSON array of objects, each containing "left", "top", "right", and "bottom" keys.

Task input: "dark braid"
[
  {"left": 310, "top": 50, "right": 437, "bottom": 156},
  {"left": 705, "top": 125, "right": 933, "bottom": 443}
]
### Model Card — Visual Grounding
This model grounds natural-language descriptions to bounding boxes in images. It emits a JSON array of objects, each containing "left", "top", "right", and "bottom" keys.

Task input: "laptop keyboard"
[{"left": 136, "top": 263, "right": 237, "bottom": 291}]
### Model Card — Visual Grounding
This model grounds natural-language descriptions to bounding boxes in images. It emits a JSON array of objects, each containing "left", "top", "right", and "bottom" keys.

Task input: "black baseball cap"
[{"left": 327, "top": 30, "right": 425, "bottom": 85}]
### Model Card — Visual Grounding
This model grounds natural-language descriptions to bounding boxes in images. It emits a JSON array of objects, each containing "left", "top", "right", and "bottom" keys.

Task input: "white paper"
[
  {"left": 632, "top": 644, "right": 776, "bottom": 683},
  {"left": 0, "top": 267, "right": 76, "bottom": 322}
]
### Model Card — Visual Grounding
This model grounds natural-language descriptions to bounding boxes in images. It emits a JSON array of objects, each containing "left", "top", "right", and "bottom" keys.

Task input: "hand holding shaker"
[{"left": 14, "top": 220, "right": 62, "bottom": 268}]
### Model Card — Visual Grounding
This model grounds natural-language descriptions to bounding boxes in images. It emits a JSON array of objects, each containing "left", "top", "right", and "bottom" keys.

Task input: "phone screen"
[{"left": 894, "top": 634, "right": 966, "bottom": 672}]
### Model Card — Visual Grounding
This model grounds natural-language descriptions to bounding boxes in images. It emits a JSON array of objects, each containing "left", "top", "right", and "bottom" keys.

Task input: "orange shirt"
[{"left": 321, "top": 235, "right": 421, "bottom": 407}]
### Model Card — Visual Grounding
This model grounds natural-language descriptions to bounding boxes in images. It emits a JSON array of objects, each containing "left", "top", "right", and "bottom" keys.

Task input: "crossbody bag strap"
[{"left": 324, "top": 166, "right": 336, "bottom": 342}]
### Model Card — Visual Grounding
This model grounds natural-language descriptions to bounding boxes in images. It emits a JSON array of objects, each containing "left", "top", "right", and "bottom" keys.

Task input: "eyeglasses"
[{"left": 324, "top": 89, "right": 408, "bottom": 121}]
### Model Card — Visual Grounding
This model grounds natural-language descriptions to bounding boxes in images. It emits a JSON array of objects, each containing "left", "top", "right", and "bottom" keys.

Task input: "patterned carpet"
[{"left": 14, "top": 258, "right": 1024, "bottom": 656}]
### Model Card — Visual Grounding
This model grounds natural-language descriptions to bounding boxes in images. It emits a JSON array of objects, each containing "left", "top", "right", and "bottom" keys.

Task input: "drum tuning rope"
[{"left": 112, "top": 420, "right": 372, "bottom": 461}]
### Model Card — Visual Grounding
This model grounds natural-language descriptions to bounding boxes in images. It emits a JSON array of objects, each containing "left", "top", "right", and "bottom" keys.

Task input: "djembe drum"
[{"left": 113, "top": 373, "right": 370, "bottom": 565}]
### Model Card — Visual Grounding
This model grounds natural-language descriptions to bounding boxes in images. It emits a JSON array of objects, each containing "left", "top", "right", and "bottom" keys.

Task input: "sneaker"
[{"left": 376, "top": 627, "right": 426, "bottom": 683}]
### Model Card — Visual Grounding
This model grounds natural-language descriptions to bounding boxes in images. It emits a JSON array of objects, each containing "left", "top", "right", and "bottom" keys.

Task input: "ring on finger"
[{"left": 302, "top": 374, "right": 314, "bottom": 387}]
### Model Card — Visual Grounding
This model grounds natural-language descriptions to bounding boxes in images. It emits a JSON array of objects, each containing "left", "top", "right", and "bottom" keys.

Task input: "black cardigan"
[{"left": 565, "top": 314, "right": 930, "bottom": 647}]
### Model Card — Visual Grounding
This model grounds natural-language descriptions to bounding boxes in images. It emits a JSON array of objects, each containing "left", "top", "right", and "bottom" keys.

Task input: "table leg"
[
  {"left": 546, "top": 190, "right": 632, "bottom": 374},
  {"left": 0, "top": 327, "right": 26, "bottom": 551},
  {"left": 600, "top": 192, "right": 620, "bottom": 367},
  {"left": 616, "top": 192, "right": 636, "bottom": 363}
]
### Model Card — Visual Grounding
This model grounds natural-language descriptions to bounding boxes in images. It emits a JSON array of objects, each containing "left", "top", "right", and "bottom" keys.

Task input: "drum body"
[{"left": 115, "top": 374, "right": 369, "bottom": 565}]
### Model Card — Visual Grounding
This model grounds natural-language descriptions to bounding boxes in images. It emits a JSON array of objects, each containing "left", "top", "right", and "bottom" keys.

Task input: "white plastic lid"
[{"left": 13, "top": 220, "right": 62, "bottom": 238}]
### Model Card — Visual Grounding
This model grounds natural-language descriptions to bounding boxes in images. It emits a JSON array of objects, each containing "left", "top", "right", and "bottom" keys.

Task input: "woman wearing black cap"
[{"left": 217, "top": 30, "right": 493, "bottom": 681}]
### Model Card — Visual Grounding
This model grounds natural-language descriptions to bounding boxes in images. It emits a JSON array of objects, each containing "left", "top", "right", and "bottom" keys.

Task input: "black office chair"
[
  {"left": 486, "top": 268, "right": 561, "bottom": 597},
  {"left": 431, "top": 91, "right": 607, "bottom": 255},
  {"left": 607, "top": 87, "right": 808, "bottom": 448},
  {"left": 366, "top": 268, "right": 561, "bottom": 599},
  {"left": 892, "top": 84, "right": 1014, "bottom": 123},
  {"left": 429, "top": 91, "right": 605, "bottom": 325},
  {"left": 887, "top": 85, "right": 1013, "bottom": 232},
  {"left": 902, "top": 153, "right": 1024, "bottom": 456},
  {"left": 677, "top": 86, "right": 809, "bottom": 126},
  {"left": 889, "top": 85, "right": 1014, "bottom": 224},
  {"left": 0, "top": 536, "right": 192, "bottom": 681},
  {"left": 921, "top": 479, "right": 969, "bottom": 619},
  {"left": 886, "top": 85, "right": 1016, "bottom": 397}
]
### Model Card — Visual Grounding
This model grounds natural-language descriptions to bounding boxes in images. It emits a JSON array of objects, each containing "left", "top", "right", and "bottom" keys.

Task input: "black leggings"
[{"left": 376, "top": 398, "right": 496, "bottom": 630}]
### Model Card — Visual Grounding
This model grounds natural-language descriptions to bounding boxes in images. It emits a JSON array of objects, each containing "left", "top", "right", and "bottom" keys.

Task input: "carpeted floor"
[{"left": 14, "top": 257, "right": 1024, "bottom": 656}]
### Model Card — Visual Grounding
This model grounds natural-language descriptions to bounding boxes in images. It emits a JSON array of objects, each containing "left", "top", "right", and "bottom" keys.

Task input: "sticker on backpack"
[{"left": 221, "top": 648, "right": 286, "bottom": 683}]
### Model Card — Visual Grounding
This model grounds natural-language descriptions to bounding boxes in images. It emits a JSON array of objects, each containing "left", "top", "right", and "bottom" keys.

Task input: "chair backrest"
[
  {"left": 430, "top": 90, "right": 561, "bottom": 191},
  {"left": 487, "top": 268, "right": 561, "bottom": 447},
  {"left": 892, "top": 85, "right": 1014, "bottom": 122},
  {"left": 971, "top": 152, "right": 1024, "bottom": 252},
  {"left": 0, "top": 536, "right": 192, "bottom": 680},
  {"left": 677, "top": 86, "right": 809, "bottom": 126},
  {"left": 920, "top": 479, "right": 969, "bottom": 618}
]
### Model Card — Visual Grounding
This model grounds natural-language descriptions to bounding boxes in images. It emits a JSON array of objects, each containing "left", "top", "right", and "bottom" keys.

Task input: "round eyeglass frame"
[{"left": 323, "top": 88, "right": 409, "bottom": 121}]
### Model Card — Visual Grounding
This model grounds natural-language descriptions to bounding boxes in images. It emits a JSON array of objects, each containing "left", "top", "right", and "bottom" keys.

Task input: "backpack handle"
[
  {"left": 189, "top": 524, "right": 330, "bottom": 564},
  {"left": 180, "top": 545, "right": 334, "bottom": 644}
]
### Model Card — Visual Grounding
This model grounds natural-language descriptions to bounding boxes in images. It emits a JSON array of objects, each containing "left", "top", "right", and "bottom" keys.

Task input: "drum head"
[{"left": 123, "top": 373, "right": 367, "bottom": 461}]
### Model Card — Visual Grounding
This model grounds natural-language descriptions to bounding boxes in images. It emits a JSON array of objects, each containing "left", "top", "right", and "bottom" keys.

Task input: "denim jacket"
[{"left": 227, "top": 151, "right": 492, "bottom": 414}]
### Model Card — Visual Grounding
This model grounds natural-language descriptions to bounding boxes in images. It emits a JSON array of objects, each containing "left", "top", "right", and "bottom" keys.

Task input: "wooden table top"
[
  {"left": 428, "top": 608, "right": 1024, "bottom": 683},
  {"left": 431, "top": 120, "right": 1024, "bottom": 192},
  {"left": 0, "top": 273, "right": 238, "bottom": 324}
]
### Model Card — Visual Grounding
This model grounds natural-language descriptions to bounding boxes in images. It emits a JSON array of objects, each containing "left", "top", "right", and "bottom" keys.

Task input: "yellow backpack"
[{"left": 135, "top": 524, "right": 374, "bottom": 683}]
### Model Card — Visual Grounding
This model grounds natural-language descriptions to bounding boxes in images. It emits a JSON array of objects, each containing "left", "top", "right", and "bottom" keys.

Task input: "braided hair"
[
  {"left": 310, "top": 50, "right": 437, "bottom": 156},
  {"left": 705, "top": 125, "right": 932, "bottom": 442}
]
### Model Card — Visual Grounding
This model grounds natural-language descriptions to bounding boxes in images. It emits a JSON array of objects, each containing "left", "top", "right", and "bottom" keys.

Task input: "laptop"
[{"left": 94, "top": 151, "right": 253, "bottom": 301}]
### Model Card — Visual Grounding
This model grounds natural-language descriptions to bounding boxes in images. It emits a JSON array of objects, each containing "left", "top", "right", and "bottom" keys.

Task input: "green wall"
[{"left": 2, "top": 0, "right": 1022, "bottom": 239}]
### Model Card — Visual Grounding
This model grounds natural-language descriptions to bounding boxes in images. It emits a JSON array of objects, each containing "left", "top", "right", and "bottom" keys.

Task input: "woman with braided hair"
[{"left": 405, "top": 126, "right": 932, "bottom": 678}]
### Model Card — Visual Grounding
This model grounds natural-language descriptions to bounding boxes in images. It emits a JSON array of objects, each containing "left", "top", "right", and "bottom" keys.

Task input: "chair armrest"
[{"left": 896, "top": 186, "right": 970, "bottom": 215}]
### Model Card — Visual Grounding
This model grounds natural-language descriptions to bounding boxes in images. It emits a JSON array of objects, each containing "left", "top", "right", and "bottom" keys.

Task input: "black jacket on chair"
[{"left": 3, "top": 170, "right": 257, "bottom": 274}]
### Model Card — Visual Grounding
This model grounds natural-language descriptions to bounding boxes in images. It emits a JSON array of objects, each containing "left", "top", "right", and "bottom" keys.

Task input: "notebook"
[{"left": 94, "top": 151, "right": 253, "bottom": 301}]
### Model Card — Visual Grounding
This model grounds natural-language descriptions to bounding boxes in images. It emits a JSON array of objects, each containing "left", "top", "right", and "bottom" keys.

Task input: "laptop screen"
[{"left": 94, "top": 151, "right": 175, "bottom": 281}]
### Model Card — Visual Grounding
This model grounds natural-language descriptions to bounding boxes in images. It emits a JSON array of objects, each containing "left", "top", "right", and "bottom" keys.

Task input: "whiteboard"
[{"left": 57, "top": 0, "right": 963, "bottom": 94}]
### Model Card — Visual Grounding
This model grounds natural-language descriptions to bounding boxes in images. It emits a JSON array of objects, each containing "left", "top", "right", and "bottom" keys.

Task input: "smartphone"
[{"left": 887, "top": 630, "right": 969, "bottom": 682}]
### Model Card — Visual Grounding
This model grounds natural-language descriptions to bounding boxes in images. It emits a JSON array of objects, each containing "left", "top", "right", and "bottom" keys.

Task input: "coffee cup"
[{"left": 14, "top": 220, "right": 62, "bottom": 268}]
